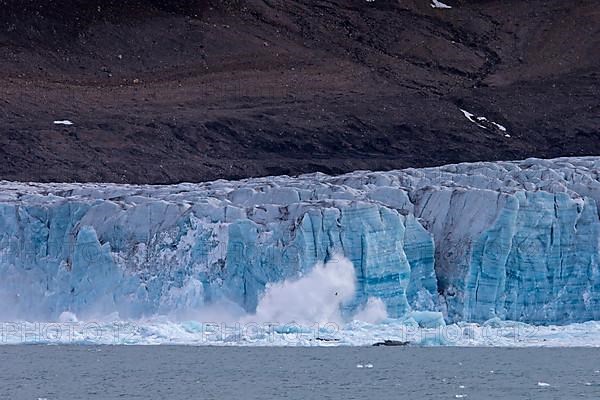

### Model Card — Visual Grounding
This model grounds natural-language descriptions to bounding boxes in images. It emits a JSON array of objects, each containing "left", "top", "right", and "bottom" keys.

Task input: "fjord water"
[{"left": 2, "top": 347, "right": 599, "bottom": 400}]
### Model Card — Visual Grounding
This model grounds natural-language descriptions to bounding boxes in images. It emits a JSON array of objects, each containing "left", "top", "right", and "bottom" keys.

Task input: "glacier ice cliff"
[{"left": 1, "top": 157, "right": 600, "bottom": 324}]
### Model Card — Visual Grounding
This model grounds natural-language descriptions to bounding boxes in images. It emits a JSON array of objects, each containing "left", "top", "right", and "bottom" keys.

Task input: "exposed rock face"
[
  {"left": 1, "top": 0, "right": 599, "bottom": 183},
  {"left": 1, "top": 157, "right": 599, "bottom": 324}
]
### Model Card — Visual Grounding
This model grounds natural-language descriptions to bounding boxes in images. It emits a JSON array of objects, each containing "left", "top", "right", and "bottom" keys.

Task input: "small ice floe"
[
  {"left": 54, "top": 120, "right": 74, "bottom": 126},
  {"left": 431, "top": 0, "right": 452, "bottom": 8},
  {"left": 537, "top": 382, "right": 551, "bottom": 387},
  {"left": 460, "top": 109, "right": 508, "bottom": 136}
]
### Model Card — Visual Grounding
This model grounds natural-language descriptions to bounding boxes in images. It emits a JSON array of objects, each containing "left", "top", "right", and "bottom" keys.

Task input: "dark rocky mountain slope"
[{"left": 0, "top": 0, "right": 598, "bottom": 183}]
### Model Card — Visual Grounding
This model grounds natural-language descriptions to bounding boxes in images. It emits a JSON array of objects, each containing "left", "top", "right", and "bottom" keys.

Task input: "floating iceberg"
[{"left": 1, "top": 157, "right": 599, "bottom": 326}]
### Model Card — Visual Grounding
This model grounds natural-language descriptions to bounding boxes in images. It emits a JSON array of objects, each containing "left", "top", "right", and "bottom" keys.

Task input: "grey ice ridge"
[{"left": 0, "top": 157, "right": 599, "bottom": 324}]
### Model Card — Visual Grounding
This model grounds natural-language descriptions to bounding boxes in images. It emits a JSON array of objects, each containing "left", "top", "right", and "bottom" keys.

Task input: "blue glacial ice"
[{"left": 1, "top": 156, "right": 600, "bottom": 327}]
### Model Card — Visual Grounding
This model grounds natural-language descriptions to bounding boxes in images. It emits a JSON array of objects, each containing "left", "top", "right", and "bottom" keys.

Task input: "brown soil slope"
[{"left": 0, "top": 0, "right": 599, "bottom": 183}]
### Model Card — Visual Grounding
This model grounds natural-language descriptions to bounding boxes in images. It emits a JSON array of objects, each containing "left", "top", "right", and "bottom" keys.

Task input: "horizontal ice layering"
[{"left": 1, "top": 157, "right": 600, "bottom": 324}]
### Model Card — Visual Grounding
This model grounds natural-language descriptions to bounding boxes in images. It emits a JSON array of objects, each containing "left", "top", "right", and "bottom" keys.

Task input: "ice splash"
[
  {"left": 58, "top": 311, "right": 78, "bottom": 323},
  {"left": 48, "top": 256, "right": 386, "bottom": 332},
  {"left": 249, "top": 256, "right": 357, "bottom": 325},
  {"left": 352, "top": 298, "right": 388, "bottom": 324}
]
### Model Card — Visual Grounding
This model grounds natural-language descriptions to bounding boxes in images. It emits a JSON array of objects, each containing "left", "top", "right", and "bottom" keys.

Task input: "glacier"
[{"left": 1, "top": 156, "right": 600, "bottom": 329}]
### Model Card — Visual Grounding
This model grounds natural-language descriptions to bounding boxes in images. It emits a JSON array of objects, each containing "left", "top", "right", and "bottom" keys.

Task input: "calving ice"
[
  {"left": 0, "top": 157, "right": 599, "bottom": 328},
  {"left": 2, "top": 0, "right": 598, "bottom": 396}
]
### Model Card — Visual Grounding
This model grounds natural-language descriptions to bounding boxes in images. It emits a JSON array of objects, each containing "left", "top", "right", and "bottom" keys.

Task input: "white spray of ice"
[
  {"left": 353, "top": 297, "right": 388, "bottom": 324},
  {"left": 58, "top": 311, "right": 79, "bottom": 323},
  {"left": 55, "top": 256, "right": 388, "bottom": 329},
  {"left": 248, "top": 256, "right": 356, "bottom": 325}
]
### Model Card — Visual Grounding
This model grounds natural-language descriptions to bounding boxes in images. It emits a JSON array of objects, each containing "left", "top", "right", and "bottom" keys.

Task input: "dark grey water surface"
[{"left": 1, "top": 346, "right": 599, "bottom": 399}]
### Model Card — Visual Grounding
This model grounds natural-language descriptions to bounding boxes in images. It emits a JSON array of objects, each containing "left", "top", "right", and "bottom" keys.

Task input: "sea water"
[{"left": 1, "top": 346, "right": 599, "bottom": 400}]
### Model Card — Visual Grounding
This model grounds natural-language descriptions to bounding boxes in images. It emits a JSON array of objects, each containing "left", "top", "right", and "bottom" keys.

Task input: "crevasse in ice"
[{"left": 1, "top": 157, "right": 599, "bottom": 324}]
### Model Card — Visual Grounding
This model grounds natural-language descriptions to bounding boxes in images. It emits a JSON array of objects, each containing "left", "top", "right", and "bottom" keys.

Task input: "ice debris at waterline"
[
  {"left": 1, "top": 157, "right": 600, "bottom": 325},
  {"left": 3, "top": 318, "right": 600, "bottom": 346}
]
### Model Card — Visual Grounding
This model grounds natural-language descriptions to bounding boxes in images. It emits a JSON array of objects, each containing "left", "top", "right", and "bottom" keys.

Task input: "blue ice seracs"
[{"left": 0, "top": 157, "right": 599, "bottom": 324}]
